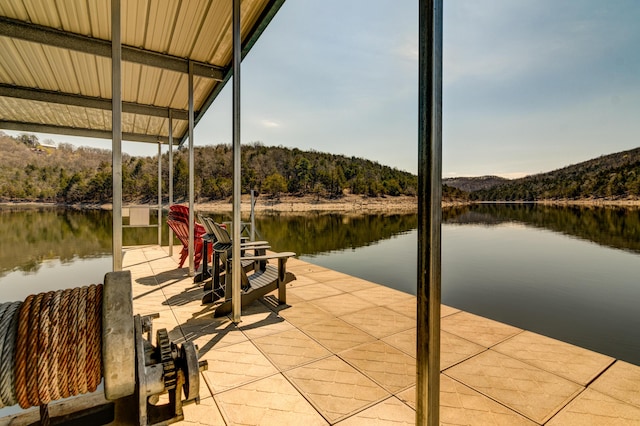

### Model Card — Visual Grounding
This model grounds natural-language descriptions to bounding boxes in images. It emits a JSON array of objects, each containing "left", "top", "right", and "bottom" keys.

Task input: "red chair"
[
  {"left": 168, "top": 205, "right": 206, "bottom": 235},
  {"left": 167, "top": 219, "right": 210, "bottom": 270}
]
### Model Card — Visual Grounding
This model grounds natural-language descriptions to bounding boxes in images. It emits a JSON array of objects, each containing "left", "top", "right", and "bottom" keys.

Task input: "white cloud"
[
  {"left": 395, "top": 35, "right": 418, "bottom": 62},
  {"left": 260, "top": 119, "right": 280, "bottom": 128}
]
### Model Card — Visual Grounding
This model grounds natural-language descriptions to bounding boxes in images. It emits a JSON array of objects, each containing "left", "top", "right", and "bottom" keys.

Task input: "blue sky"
[{"left": 6, "top": 0, "right": 640, "bottom": 178}]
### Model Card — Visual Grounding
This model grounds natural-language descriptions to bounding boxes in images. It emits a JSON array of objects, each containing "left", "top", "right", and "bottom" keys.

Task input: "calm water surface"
[
  {"left": 1, "top": 204, "right": 639, "bottom": 364},
  {"left": 304, "top": 224, "right": 640, "bottom": 363},
  {"left": 0, "top": 207, "right": 164, "bottom": 300}
]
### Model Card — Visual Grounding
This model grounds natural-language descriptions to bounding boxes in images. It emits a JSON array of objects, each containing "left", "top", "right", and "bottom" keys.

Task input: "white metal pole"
[
  {"left": 168, "top": 111, "right": 174, "bottom": 256},
  {"left": 188, "top": 61, "right": 195, "bottom": 276},
  {"left": 111, "top": 0, "right": 122, "bottom": 272},
  {"left": 231, "top": 0, "right": 242, "bottom": 323},
  {"left": 157, "top": 141, "right": 162, "bottom": 247},
  {"left": 250, "top": 190, "right": 256, "bottom": 242}
]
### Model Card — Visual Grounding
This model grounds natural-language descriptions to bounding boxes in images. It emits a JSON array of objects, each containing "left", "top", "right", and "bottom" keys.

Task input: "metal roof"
[{"left": 0, "top": 0, "right": 285, "bottom": 144}]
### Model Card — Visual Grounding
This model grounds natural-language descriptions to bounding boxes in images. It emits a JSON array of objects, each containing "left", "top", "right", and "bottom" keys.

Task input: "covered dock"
[{"left": 5, "top": 1, "right": 637, "bottom": 425}]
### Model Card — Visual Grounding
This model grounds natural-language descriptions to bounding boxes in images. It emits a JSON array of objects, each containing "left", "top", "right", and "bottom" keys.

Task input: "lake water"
[{"left": 1, "top": 204, "right": 639, "bottom": 364}]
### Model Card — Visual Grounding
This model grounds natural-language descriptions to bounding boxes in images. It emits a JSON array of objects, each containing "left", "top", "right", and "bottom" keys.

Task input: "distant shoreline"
[
  {"left": 536, "top": 198, "right": 640, "bottom": 207},
  {"left": 197, "top": 195, "right": 421, "bottom": 213},
  {"left": 1, "top": 196, "right": 638, "bottom": 213},
  {"left": 472, "top": 199, "right": 640, "bottom": 208}
]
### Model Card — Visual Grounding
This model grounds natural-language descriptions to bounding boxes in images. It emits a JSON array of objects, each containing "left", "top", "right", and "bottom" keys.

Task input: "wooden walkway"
[{"left": 125, "top": 245, "right": 640, "bottom": 425}]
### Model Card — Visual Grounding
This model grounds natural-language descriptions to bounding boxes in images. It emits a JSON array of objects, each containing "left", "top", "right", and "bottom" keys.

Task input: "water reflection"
[
  {"left": 0, "top": 207, "right": 167, "bottom": 277},
  {"left": 2, "top": 204, "right": 638, "bottom": 277},
  {"left": 247, "top": 204, "right": 640, "bottom": 257},
  {"left": 252, "top": 212, "right": 417, "bottom": 256},
  {"left": 444, "top": 203, "right": 640, "bottom": 254}
]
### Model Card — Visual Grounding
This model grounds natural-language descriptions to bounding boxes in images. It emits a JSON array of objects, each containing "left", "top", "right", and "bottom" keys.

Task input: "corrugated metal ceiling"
[{"left": 0, "top": 0, "right": 284, "bottom": 144}]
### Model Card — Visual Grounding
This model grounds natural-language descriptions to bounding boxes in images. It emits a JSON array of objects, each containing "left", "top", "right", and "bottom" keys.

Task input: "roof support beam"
[
  {"left": 0, "top": 16, "right": 225, "bottom": 80},
  {"left": 112, "top": 0, "right": 123, "bottom": 273},
  {"left": 157, "top": 141, "right": 162, "bottom": 247},
  {"left": 0, "top": 84, "right": 189, "bottom": 121},
  {"left": 416, "top": 0, "right": 443, "bottom": 425},
  {"left": 0, "top": 120, "right": 169, "bottom": 144},
  {"left": 168, "top": 113, "right": 174, "bottom": 257},
  {"left": 187, "top": 61, "right": 195, "bottom": 277},
  {"left": 231, "top": 0, "right": 242, "bottom": 323}
]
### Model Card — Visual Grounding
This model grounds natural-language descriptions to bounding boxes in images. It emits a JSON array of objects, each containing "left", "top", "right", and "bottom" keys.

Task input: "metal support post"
[
  {"left": 157, "top": 141, "right": 162, "bottom": 247},
  {"left": 188, "top": 61, "right": 195, "bottom": 276},
  {"left": 168, "top": 111, "right": 174, "bottom": 256},
  {"left": 250, "top": 190, "right": 256, "bottom": 242},
  {"left": 231, "top": 0, "right": 242, "bottom": 323},
  {"left": 111, "top": 0, "right": 123, "bottom": 272},
  {"left": 416, "top": 0, "right": 443, "bottom": 425}
]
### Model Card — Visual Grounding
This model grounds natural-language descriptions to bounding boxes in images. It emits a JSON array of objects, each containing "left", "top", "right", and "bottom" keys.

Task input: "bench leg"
[{"left": 277, "top": 257, "right": 287, "bottom": 305}]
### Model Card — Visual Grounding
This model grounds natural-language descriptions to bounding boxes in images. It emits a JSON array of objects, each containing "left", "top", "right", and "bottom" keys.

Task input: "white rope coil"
[{"left": 0, "top": 301, "right": 22, "bottom": 408}]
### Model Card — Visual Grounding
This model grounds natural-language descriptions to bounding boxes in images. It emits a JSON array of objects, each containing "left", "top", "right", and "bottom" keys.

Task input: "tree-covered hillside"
[
  {"left": 472, "top": 147, "right": 640, "bottom": 201},
  {"left": 0, "top": 133, "right": 120, "bottom": 203},
  {"left": 189, "top": 143, "right": 418, "bottom": 200},
  {"left": 0, "top": 132, "right": 420, "bottom": 204},
  {"left": 443, "top": 175, "right": 508, "bottom": 192}
]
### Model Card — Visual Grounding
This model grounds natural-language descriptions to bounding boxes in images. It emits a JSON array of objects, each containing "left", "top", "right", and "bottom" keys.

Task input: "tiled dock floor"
[{"left": 125, "top": 245, "right": 640, "bottom": 425}]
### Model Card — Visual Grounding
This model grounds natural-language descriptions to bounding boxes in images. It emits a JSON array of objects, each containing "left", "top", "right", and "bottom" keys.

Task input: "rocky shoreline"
[
  {"left": 196, "top": 194, "right": 420, "bottom": 213},
  {"left": 1, "top": 195, "right": 638, "bottom": 213}
]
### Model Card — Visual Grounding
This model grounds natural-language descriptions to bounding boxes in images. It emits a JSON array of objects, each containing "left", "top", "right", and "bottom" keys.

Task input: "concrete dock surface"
[{"left": 125, "top": 245, "right": 640, "bottom": 425}]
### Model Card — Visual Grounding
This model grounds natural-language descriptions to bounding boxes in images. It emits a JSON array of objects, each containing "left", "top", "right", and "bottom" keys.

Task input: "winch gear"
[{"left": 155, "top": 329, "right": 177, "bottom": 391}]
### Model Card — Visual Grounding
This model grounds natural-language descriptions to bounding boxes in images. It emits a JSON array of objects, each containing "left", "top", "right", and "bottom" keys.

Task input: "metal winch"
[
  {"left": 0, "top": 271, "right": 208, "bottom": 425},
  {"left": 128, "top": 313, "right": 206, "bottom": 425}
]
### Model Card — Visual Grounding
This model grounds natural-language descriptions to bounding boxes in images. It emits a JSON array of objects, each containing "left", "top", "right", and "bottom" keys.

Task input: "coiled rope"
[
  {"left": 0, "top": 301, "right": 21, "bottom": 407},
  {"left": 0, "top": 284, "right": 103, "bottom": 409}
]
